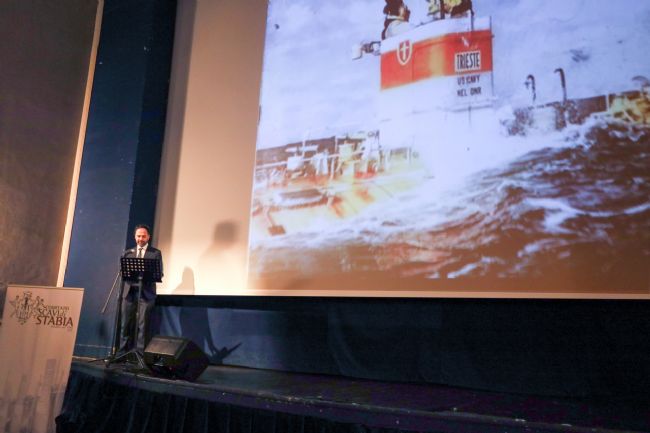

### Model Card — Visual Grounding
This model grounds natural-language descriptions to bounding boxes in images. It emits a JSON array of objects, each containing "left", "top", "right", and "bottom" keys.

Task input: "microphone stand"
[
  {"left": 101, "top": 270, "right": 121, "bottom": 315},
  {"left": 88, "top": 268, "right": 122, "bottom": 364},
  {"left": 100, "top": 250, "right": 133, "bottom": 361},
  {"left": 102, "top": 270, "right": 124, "bottom": 361}
]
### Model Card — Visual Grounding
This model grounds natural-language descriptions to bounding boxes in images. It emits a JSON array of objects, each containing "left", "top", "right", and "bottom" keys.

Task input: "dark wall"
[
  {"left": 64, "top": 0, "right": 176, "bottom": 357},
  {"left": 0, "top": 0, "right": 98, "bottom": 286}
]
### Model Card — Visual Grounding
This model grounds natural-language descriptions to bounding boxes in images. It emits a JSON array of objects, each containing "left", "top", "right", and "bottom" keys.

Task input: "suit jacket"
[{"left": 122, "top": 246, "right": 163, "bottom": 301}]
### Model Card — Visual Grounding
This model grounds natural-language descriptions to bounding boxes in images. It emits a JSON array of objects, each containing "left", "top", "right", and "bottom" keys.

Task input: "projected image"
[{"left": 248, "top": 0, "right": 650, "bottom": 295}]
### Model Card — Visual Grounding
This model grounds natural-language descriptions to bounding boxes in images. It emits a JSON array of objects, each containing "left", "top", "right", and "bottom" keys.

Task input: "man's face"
[{"left": 135, "top": 228, "right": 150, "bottom": 247}]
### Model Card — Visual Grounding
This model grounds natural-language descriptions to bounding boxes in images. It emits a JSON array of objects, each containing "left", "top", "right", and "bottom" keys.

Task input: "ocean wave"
[{"left": 251, "top": 121, "right": 650, "bottom": 282}]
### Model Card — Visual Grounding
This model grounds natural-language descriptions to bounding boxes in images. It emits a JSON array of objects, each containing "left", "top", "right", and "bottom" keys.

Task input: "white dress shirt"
[{"left": 136, "top": 244, "right": 149, "bottom": 258}]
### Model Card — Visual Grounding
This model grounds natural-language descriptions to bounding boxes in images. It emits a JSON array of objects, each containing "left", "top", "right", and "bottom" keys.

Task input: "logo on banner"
[
  {"left": 9, "top": 291, "right": 75, "bottom": 328},
  {"left": 9, "top": 291, "right": 41, "bottom": 324},
  {"left": 397, "top": 40, "right": 412, "bottom": 66}
]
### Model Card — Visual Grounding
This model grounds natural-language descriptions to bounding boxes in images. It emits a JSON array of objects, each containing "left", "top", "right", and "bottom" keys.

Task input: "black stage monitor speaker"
[{"left": 144, "top": 335, "right": 209, "bottom": 381}]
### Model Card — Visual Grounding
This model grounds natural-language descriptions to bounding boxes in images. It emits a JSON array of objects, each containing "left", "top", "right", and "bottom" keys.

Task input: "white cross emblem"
[{"left": 397, "top": 40, "right": 412, "bottom": 66}]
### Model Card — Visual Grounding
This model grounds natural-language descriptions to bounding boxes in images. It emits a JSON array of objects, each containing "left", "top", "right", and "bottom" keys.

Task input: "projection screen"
[{"left": 157, "top": 0, "right": 650, "bottom": 298}]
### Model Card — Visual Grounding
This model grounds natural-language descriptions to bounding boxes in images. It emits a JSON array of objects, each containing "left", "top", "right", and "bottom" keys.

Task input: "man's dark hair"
[{"left": 134, "top": 224, "right": 152, "bottom": 235}]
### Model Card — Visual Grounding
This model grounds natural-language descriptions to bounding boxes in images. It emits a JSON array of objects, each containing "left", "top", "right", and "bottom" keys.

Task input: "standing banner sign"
[{"left": 0, "top": 285, "right": 83, "bottom": 433}]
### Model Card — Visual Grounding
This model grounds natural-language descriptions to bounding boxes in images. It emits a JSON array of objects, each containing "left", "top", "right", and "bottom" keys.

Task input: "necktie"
[{"left": 137, "top": 247, "right": 143, "bottom": 258}]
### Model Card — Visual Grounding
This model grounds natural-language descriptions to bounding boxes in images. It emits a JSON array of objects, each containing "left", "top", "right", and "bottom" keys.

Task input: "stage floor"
[{"left": 70, "top": 357, "right": 649, "bottom": 433}]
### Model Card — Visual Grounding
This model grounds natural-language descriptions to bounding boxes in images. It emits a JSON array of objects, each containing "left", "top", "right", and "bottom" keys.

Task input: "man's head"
[{"left": 134, "top": 224, "right": 151, "bottom": 247}]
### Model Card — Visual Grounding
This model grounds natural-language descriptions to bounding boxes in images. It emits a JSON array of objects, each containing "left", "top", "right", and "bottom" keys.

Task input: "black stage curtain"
[
  {"left": 155, "top": 297, "right": 650, "bottom": 399},
  {"left": 56, "top": 370, "right": 414, "bottom": 433}
]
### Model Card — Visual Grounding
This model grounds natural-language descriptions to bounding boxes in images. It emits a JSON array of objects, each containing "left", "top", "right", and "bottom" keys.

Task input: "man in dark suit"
[{"left": 119, "top": 224, "right": 163, "bottom": 354}]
